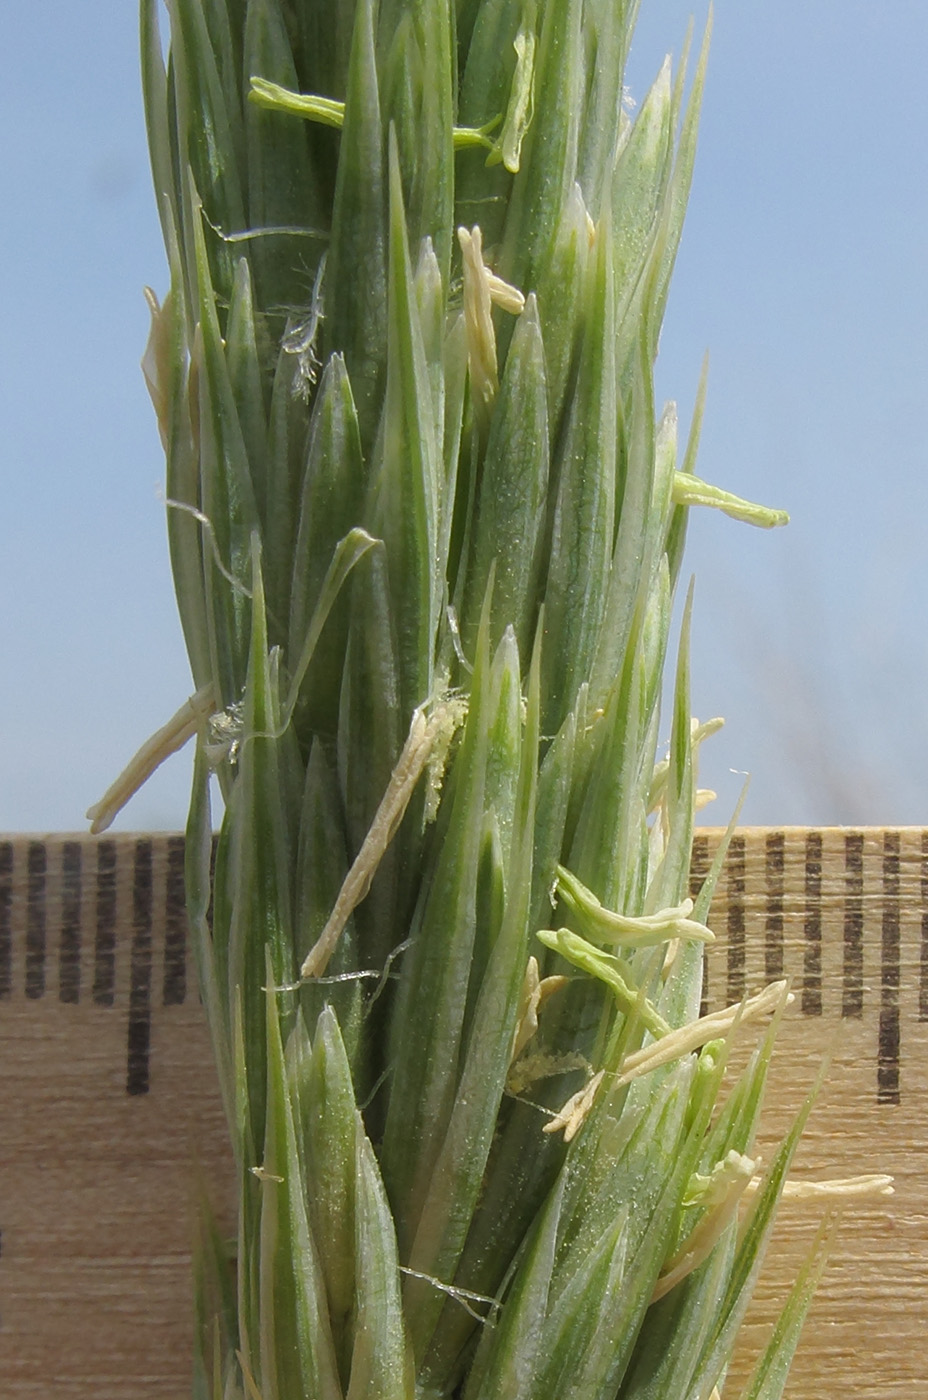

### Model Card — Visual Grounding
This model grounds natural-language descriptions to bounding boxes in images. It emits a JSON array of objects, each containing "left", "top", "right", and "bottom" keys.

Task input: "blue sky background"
[{"left": 1, "top": 2, "right": 926, "bottom": 833}]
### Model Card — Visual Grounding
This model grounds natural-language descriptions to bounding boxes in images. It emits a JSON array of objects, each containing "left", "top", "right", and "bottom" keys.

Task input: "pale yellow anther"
[
  {"left": 746, "top": 1173, "right": 895, "bottom": 1203},
  {"left": 511, "top": 956, "right": 569, "bottom": 1062},
  {"left": 458, "top": 225, "right": 498, "bottom": 412},
  {"left": 250, "top": 1164, "right": 284, "bottom": 1184},
  {"left": 648, "top": 716, "right": 724, "bottom": 814},
  {"left": 458, "top": 225, "right": 524, "bottom": 416},
  {"left": 494, "top": 16, "right": 536, "bottom": 173},
  {"left": 485, "top": 270, "right": 526, "bottom": 315},
  {"left": 653, "top": 1151, "right": 756, "bottom": 1300},
  {"left": 615, "top": 980, "right": 793, "bottom": 1087},
  {"left": 543, "top": 1069, "right": 604, "bottom": 1141}
]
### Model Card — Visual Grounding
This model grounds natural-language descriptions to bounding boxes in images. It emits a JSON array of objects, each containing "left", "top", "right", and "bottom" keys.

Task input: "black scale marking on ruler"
[
  {"left": 880, "top": 831, "right": 901, "bottom": 1107},
  {"left": 94, "top": 839, "right": 117, "bottom": 1005},
  {"left": 60, "top": 841, "right": 81, "bottom": 1005},
  {"left": 802, "top": 831, "right": 823, "bottom": 1017},
  {"left": 25, "top": 841, "right": 45, "bottom": 1001},
  {"left": 0, "top": 841, "right": 11, "bottom": 997},
  {"left": 0, "top": 839, "right": 189, "bottom": 1097},
  {"left": 127, "top": 839, "right": 153, "bottom": 1097},
  {"left": 689, "top": 833, "right": 710, "bottom": 1019},
  {"left": 163, "top": 836, "right": 187, "bottom": 1007},
  {"left": 1, "top": 834, "right": 924, "bottom": 1101},
  {"left": 764, "top": 831, "right": 785, "bottom": 982},
  {"left": 691, "top": 830, "right": 916, "bottom": 1103},
  {"left": 843, "top": 833, "right": 865, "bottom": 1019},
  {"left": 726, "top": 834, "right": 746, "bottom": 1005}
]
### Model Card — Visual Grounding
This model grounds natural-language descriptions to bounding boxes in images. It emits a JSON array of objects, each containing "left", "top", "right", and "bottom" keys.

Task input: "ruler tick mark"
[
  {"left": 162, "top": 836, "right": 186, "bottom": 1006},
  {"left": 690, "top": 834, "right": 710, "bottom": 1017},
  {"left": 842, "top": 833, "right": 864, "bottom": 1019},
  {"left": 0, "top": 842, "right": 12, "bottom": 998},
  {"left": 93, "top": 841, "right": 117, "bottom": 1006},
  {"left": 727, "top": 835, "right": 746, "bottom": 1004},
  {"left": 126, "top": 839, "right": 153, "bottom": 1096},
  {"left": 25, "top": 842, "right": 46, "bottom": 1000},
  {"left": 765, "top": 831, "right": 785, "bottom": 981},
  {"left": 803, "top": 830, "right": 823, "bottom": 1016},
  {"left": 878, "top": 831, "right": 901, "bottom": 1105},
  {"left": 59, "top": 842, "right": 82, "bottom": 1004}
]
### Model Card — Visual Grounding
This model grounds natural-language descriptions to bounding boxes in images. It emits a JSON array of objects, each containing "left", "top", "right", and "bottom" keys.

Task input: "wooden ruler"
[{"left": 0, "top": 830, "right": 925, "bottom": 1398}]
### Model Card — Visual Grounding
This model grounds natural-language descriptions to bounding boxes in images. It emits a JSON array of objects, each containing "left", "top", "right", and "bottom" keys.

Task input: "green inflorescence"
[{"left": 128, "top": 1, "right": 867, "bottom": 1396}]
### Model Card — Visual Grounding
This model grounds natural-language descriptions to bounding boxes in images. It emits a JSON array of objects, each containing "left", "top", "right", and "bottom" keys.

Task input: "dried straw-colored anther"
[
  {"left": 543, "top": 1069, "right": 605, "bottom": 1142},
  {"left": 86, "top": 683, "right": 217, "bottom": 834},
  {"left": 300, "top": 695, "right": 467, "bottom": 979},
  {"left": 510, "top": 955, "right": 569, "bottom": 1062}
]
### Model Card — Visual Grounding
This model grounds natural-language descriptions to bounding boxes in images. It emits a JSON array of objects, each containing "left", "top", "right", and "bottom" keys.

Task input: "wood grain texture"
[{"left": 0, "top": 830, "right": 925, "bottom": 1397}]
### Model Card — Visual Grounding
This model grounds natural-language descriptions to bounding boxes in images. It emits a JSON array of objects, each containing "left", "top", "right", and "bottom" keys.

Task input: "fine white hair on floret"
[{"left": 282, "top": 251, "right": 327, "bottom": 400}]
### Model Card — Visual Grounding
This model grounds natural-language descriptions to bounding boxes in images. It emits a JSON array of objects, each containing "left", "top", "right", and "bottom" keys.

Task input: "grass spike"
[{"left": 129, "top": 2, "right": 884, "bottom": 1395}]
